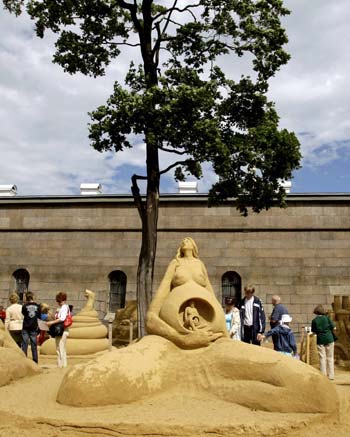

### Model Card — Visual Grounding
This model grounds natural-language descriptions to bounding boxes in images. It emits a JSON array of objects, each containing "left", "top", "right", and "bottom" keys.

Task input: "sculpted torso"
[{"left": 146, "top": 238, "right": 228, "bottom": 349}]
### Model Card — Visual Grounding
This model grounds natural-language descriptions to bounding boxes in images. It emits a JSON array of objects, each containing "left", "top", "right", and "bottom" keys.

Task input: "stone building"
[{"left": 0, "top": 192, "right": 349, "bottom": 336}]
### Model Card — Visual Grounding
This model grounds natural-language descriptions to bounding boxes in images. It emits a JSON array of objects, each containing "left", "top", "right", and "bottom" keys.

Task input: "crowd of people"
[
  {"left": 2, "top": 291, "right": 71, "bottom": 368},
  {"left": 1, "top": 282, "right": 337, "bottom": 379},
  {"left": 223, "top": 285, "right": 336, "bottom": 380}
]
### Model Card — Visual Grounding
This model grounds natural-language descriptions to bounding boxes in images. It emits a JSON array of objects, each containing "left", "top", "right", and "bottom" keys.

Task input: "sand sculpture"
[
  {"left": 112, "top": 300, "right": 138, "bottom": 346},
  {"left": 41, "top": 289, "right": 109, "bottom": 356},
  {"left": 0, "top": 320, "right": 41, "bottom": 386},
  {"left": 330, "top": 295, "right": 350, "bottom": 365},
  {"left": 57, "top": 238, "right": 338, "bottom": 414}
]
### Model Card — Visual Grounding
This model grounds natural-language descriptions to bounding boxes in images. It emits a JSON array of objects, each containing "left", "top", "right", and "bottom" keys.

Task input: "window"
[
  {"left": 108, "top": 270, "right": 127, "bottom": 312},
  {"left": 221, "top": 271, "right": 241, "bottom": 306},
  {"left": 12, "top": 269, "right": 30, "bottom": 303}
]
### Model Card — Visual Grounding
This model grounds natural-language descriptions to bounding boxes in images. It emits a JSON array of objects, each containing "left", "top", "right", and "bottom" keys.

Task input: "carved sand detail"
[{"left": 57, "top": 238, "right": 339, "bottom": 414}]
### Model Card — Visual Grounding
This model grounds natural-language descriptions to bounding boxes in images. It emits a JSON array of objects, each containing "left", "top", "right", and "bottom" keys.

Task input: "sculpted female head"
[{"left": 176, "top": 237, "right": 199, "bottom": 259}]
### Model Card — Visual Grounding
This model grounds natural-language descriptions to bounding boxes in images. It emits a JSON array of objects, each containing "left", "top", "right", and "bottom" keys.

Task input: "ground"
[{"left": 0, "top": 360, "right": 349, "bottom": 437}]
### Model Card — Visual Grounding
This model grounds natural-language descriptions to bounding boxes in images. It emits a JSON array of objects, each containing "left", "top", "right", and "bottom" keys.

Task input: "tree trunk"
[
  {"left": 135, "top": 140, "right": 160, "bottom": 338},
  {"left": 133, "top": 3, "right": 160, "bottom": 338}
]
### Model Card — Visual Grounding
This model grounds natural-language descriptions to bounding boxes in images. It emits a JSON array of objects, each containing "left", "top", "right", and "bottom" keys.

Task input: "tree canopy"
[
  {"left": 3, "top": 0, "right": 301, "bottom": 335},
  {"left": 4, "top": 0, "right": 301, "bottom": 214}
]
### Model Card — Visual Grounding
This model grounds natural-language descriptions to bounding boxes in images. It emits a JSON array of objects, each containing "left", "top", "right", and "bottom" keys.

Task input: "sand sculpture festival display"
[
  {"left": 0, "top": 319, "right": 41, "bottom": 386},
  {"left": 57, "top": 237, "right": 339, "bottom": 416},
  {"left": 40, "top": 289, "right": 108, "bottom": 356}
]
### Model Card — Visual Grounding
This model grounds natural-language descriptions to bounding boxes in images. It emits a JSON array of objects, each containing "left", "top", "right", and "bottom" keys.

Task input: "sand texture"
[
  {"left": 57, "top": 335, "right": 338, "bottom": 415},
  {"left": 0, "top": 364, "right": 349, "bottom": 437},
  {"left": 0, "top": 320, "right": 41, "bottom": 387}
]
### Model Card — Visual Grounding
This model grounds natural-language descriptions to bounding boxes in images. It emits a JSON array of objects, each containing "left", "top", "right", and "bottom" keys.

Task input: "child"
[
  {"left": 258, "top": 314, "right": 296, "bottom": 356},
  {"left": 38, "top": 303, "right": 51, "bottom": 346},
  {"left": 224, "top": 297, "right": 241, "bottom": 341}
]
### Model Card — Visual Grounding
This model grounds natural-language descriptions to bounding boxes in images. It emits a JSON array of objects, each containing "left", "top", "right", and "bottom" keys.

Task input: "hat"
[{"left": 281, "top": 314, "right": 292, "bottom": 324}]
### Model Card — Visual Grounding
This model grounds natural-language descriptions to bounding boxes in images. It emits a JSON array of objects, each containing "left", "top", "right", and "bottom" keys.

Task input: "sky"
[{"left": 0, "top": 0, "right": 350, "bottom": 196}]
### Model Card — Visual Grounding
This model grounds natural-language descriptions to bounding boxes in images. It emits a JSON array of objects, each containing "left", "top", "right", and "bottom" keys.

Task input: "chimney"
[
  {"left": 80, "top": 183, "right": 102, "bottom": 195},
  {"left": 178, "top": 181, "right": 198, "bottom": 194},
  {"left": 0, "top": 184, "right": 17, "bottom": 197},
  {"left": 280, "top": 180, "right": 292, "bottom": 194}
]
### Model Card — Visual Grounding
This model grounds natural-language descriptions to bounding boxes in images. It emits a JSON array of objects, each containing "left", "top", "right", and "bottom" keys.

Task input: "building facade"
[{"left": 1, "top": 193, "right": 350, "bottom": 335}]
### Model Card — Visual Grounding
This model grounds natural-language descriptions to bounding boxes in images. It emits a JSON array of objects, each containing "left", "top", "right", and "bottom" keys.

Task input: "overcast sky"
[{"left": 0, "top": 0, "right": 349, "bottom": 195}]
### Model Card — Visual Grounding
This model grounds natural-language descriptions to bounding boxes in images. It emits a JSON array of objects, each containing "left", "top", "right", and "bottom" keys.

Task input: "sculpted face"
[{"left": 181, "top": 238, "right": 194, "bottom": 252}]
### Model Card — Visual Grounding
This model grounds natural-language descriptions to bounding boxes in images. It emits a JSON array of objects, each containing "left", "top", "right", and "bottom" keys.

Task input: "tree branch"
[
  {"left": 116, "top": 0, "right": 143, "bottom": 35},
  {"left": 152, "top": 3, "right": 200, "bottom": 22},
  {"left": 159, "top": 160, "right": 188, "bottom": 175},
  {"left": 108, "top": 41, "right": 141, "bottom": 47},
  {"left": 131, "top": 174, "right": 147, "bottom": 220},
  {"left": 159, "top": 146, "right": 187, "bottom": 155}
]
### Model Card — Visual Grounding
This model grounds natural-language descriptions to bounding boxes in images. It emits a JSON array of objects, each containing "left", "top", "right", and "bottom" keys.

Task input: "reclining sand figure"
[{"left": 57, "top": 238, "right": 338, "bottom": 415}]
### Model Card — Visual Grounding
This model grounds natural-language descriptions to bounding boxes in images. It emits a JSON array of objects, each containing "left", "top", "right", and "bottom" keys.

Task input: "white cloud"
[
  {"left": 0, "top": 1, "right": 350, "bottom": 195},
  {"left": 269, "top": 0, "right": 350, "bottom": 166}
]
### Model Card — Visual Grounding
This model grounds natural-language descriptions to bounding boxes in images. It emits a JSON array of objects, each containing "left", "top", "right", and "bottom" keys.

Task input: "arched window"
[
  {"left": 12, "top": 269, "right": 30, "bottom": 303},
  {"left": 221, "top": 271, "right": 241, "bottom": 306},
  {"left": 108, "top": 270, "right": 127, "bottom": 312}
]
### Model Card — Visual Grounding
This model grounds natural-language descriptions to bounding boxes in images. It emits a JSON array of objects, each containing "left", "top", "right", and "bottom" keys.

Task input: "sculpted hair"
[
  {"left": 175, "top": 237, "right": 199, "bottom": 260},
  {"left": 56, "top": 292, "right": 67, "bottom": 303},
  {"left": 9, "top": 293, "right": 19, "bottom": 304}
]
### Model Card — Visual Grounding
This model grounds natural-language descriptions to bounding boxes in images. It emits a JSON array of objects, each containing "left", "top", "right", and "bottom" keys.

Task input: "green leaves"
[{"left": 3, "top": 0, "right": 302, "bottom": 214}]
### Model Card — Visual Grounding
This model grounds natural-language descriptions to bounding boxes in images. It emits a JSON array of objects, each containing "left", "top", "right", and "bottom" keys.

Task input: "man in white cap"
[{"left": 257, "top": 314, "right": 297, "bottom": 357}]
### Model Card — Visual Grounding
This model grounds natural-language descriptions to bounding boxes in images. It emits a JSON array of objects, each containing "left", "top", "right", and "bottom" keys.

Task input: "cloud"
[
  {"left": 0, "top": 1, "right": 350, "bottom": 195},
  {"left": 268, "top": 0, "right": 350, "bottom": 168}
]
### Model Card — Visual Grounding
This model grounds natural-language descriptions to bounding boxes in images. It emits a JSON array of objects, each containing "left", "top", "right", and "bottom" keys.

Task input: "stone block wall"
[{"left": 0, "top": 194, "right": 350, "bottom": 338}]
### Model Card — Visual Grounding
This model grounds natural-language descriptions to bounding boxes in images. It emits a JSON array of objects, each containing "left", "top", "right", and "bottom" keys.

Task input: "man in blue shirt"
[{"left": 270, "top": 295, "right": 289, "bottom": 350}]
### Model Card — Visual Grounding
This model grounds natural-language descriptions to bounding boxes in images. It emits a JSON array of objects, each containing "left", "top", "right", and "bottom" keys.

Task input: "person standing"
[
  {"left": 270, "top": 295, "right": 289, "bottom": 350},
  {"left": 21, "top": 292, "right": 41, "bottom": 363},
  {"left": 311, "top": 304, "right": 335, "bottom": 380},
  {"left": 47, "top": 292, "right": 70, "bottom": 368},
  {"left": 5, "top": 293, "right": 23, "bottom": 347},
  {"left": 224, "top": 297, "right": 241, "bottom": 340},
  {"left": 0, "top": 305, "right": 6, "bottom": 323},
  {"left": 239, "top": 285, "right": 265, "bottom": 345}
]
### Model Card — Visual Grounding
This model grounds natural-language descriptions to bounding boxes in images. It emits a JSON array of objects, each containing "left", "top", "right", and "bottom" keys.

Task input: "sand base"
[{"left": 0, "top": 366, "right": 349, "bottom": 437}]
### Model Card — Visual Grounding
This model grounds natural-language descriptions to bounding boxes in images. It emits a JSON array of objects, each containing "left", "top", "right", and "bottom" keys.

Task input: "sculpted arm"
[
  {"left": 146, "top": 259, "right": 222, "bottom": 348},
  {"left": 201, "top": 261, "right": 215, "bottom": 295},
  {"left": 146, "top": 260, "right": 181, "bottom": 342}
]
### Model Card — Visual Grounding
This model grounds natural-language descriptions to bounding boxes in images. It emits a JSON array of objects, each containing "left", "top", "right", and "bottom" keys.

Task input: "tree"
[{"left": 3, "top": 0, "right": 301, "bottom": 337}]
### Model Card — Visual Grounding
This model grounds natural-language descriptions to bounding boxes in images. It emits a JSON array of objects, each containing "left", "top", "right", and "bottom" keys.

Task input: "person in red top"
[{"left": 0, "top": 305, "right": 6, "bottom": 323}]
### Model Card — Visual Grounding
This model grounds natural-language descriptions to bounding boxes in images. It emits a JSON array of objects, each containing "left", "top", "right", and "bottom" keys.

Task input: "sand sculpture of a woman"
[
  {"left": 57, "top": 238, "right": 338, "bottom": 415},
  {"left": 146, "top": 237, "right": 228, "bottom": 348}
]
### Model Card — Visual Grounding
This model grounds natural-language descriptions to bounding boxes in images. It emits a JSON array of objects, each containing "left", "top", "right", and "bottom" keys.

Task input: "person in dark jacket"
[
  {"left": 239, "top": 285, "right": 265, "bottom": 345},
  {"left": 21, "top": 291, "right": 41, "bottom": 363},
  {"left": 258, "top": 314, "right": 297, "bottom": 356},
  {"left": 311, "top": 304, "right": 335, "bottom": 380}
]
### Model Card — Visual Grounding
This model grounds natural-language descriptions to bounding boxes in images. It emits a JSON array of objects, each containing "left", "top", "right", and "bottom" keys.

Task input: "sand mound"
[
  {"left": 57, "top": 335, "right": 338, "bottom": 414},
  {"left": 0, "top": 320, "right": 41, "bottom": 387},
  {"left": 0, "top": 349, "right": 40, "bottom": 387},
  {"left": 1, "top": 367, "right": 348, "bottom": 437}
]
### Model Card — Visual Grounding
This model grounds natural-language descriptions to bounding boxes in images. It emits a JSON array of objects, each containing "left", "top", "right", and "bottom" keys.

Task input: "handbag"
[
  {"left": 64, "top": 309, "right": 73, "bottom": 328},
  {"left": 49, "top": 321, "right": 64, "bottom": 337}
]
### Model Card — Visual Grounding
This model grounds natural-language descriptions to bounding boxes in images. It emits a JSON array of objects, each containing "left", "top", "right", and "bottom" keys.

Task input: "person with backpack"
[{"left": 21, "top": 291, "right": 41, "bottom": 363}]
